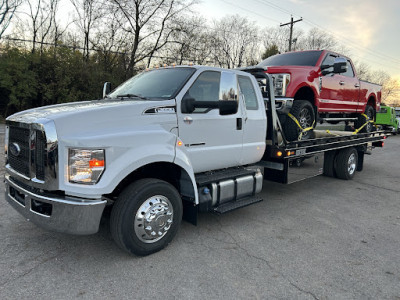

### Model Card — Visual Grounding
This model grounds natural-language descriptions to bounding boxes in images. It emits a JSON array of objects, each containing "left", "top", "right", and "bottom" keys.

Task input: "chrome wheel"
[
  {"left": 134, "top": 195, "right": 173, "bottom": 244},
  {"left": 347, "top": 153, "right": 356, "bottom": 175},
  {"left": 366, "top": 108, "right": 373, "bottom": 132},
  {"left": 299, "top": 107, "right": 312, "bottom": 137}
]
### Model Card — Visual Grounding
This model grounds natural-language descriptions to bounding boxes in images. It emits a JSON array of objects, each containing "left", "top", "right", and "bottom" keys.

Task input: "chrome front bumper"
[
  {"left": 275, "top": 97, "right": 294, "bottom": 114},
  {"left": 5, "top": 175, "right": 107, "bottom": 235}
]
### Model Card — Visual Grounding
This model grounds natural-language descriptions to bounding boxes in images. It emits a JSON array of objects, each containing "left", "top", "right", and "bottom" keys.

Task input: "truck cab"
[{"left": 5, "top": 66, "right": 266, "bottom": 255}]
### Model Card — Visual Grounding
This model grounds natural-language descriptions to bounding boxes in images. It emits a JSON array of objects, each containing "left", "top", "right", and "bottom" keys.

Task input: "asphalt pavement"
[{"left": 0, "top": 125, "right": 399, "bottom": 299}]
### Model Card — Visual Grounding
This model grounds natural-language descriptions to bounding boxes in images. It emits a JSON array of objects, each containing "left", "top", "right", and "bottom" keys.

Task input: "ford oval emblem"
[{"left": 9, "top": 142, "right": 21, "bottom": 157}]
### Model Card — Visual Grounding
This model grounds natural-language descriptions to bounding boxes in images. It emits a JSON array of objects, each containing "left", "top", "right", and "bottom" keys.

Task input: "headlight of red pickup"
[{"left": 271, "top": 73, "right": 291, "bottom": 97}]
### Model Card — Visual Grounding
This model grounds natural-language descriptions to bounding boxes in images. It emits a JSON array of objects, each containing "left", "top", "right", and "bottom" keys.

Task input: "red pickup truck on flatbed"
[{"left": 257, "top": 50, "right": 382, "bottom": 141}]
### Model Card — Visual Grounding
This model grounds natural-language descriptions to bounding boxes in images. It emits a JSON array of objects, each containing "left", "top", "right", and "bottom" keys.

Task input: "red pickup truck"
[{"left": 257, "top": 50, "right": 382, "bottom": 141}]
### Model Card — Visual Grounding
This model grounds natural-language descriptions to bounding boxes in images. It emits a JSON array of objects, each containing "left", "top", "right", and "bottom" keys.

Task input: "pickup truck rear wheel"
[
  {"left": 110, "top": 178, "right": 183, "bottom": 256},
  {"left": 356, "top": 105, "right": 374, "bottom": 133},
  {"left": 334, "top": 147, "right": 358, "bottom": 180},
  {"left": 284, "top": 100, "right": 315, "bottom": 141}
]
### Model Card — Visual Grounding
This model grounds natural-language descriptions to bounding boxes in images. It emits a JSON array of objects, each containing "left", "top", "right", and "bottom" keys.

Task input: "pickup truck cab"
[{"left": 257, "top": 50, "right": 382, "bottom": 141}]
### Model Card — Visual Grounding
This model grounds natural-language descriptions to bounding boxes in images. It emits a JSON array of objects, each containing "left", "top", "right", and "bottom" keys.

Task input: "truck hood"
[{"left": 7, "top": 99, "right": 178, "bottom": 136}]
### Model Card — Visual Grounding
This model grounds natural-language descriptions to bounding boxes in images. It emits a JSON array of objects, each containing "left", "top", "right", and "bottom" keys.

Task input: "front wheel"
[
  {"left": 283, "top": 100, "right": 316, "bottom": 141},
  {"left": 110, "top": 179, "right": 183, "bottom": 256}
]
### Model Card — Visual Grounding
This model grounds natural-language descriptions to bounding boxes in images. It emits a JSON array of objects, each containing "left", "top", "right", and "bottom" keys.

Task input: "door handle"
[
  {"left": 354, "top": 83, "right": 360, "bottom": 88},
  {"left": 236, "top": 118, "right": 243, "bottom": 130},
  {"left": 339, "top": 81, "right": 345, "bottom": 85}
]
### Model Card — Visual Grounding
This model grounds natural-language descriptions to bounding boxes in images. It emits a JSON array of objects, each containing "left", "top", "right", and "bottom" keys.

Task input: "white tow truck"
[{"left": 4, "top": 65, "right": 385, "bottom": 256}]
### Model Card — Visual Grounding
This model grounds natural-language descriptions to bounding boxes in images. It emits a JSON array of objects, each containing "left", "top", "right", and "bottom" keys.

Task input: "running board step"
[{"left": 213, "top": 196, "right": 263, "bottom": 214}]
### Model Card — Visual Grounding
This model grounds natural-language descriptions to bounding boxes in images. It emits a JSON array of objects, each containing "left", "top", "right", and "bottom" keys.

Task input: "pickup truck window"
[
  {"left": 108, "top": 68, "right": 195, "bottom": 100},
  {"left": 322, "top": 54, "right": 336, "bottom": 74},
  {"left": 258, "top": 50, "right": 323, "bottom": 67},
  {"left": 343, "top": 60, "right": 355, "bottom": 77},
  {"left": 238, "top": 75, "right": 258, "bottom": 110},
  {"left": 184, "top": 71, "right": 221, "bottom": 113}
]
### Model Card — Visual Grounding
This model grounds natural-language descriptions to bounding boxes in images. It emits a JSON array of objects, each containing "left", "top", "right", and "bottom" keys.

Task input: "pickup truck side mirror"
[
  {"left": 103, "top": 82, "right": 111, "bottom": 98},
  {"left": 181, "top": 98, "right": 238, "bottom": 115},
  {"left": 320, "top": 57, "right": 348, "bottom": 76},
  {"left": 333, "top": 57, "right": 347, "bottom": 74}
]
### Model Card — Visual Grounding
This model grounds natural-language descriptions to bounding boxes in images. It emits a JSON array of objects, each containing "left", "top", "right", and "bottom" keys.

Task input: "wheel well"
[
  {"left": 106, "top": 162, "right": 195, "bottom": 201},
  {"left": 367, "top": 96, "right": 376, "bottom": 110},
  {"left": 294, "top": 87, "right": 315, "bottom": 106}
]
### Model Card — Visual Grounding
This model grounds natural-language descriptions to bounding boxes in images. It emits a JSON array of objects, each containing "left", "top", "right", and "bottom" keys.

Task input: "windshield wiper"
[{"left": 116, "top": 93, "right": 148, "bottom": 100}]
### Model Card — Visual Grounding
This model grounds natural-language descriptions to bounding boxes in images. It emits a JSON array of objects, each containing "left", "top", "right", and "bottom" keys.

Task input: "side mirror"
[
  {"left": 181, "top": 98, "right": 238, "bottom": 115},
  {"left": 219, "top": 100, "right": 238, "bottom": 115},
  {"left": 333, "top": 57, "right": 347, "bottom": 74},
  {"left": 103, "top": 82, "right": 111, "bottom": 98}
]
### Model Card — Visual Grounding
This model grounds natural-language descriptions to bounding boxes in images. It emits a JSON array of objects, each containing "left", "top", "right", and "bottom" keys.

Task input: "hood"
[{"left": 7, "top": 99, "right": 178, "bottom": 136}]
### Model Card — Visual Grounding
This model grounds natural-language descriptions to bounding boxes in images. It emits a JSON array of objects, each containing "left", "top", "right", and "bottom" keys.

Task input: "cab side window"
[
  {"left": 342, "top": 60, "right": 355, "bottom": 77},
  {"left": 238, "top": 75, "right": 258, "bottom": 110},
  {"left": 184, "top": 71, "right": 220, "bottom": 113},
  {"left": 322, "top": 54, "right": 336, "bottom": 75}
]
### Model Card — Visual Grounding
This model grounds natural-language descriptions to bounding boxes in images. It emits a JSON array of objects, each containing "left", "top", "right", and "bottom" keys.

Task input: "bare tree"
[
  {"left": 212, "top": 15, "right": 259, "bottom": 69},
  {"left": 162, "top": 16, "right": 214, "bottom": 65},
  {"left": 26, "top": 0, "right": 58, "bottom": 53},
  {"left": 262, "top": 26, "right": 302, "bottom": 53},
  {"left": 110, "top": 0, "right": 196, "bottom": 73},
  {"left": 297, "top": 28, "right": 336, "bottom": 51},
  {"left": 0, "top": 0, "right": 22, "bottom": 39},
  {"left": 70, "top": 0, "right": 105, "bottom": 60}
]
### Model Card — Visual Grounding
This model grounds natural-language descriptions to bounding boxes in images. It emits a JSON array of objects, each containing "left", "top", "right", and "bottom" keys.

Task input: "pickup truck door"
[
  {"left": 177, "top": 71, "right": 244, "bottom": 173},
  {"left": 340, "top": 60, "right": 361, "bottom": 113},
  {"left": 319, "top": 54, "right": 344, "bottom": 112}
]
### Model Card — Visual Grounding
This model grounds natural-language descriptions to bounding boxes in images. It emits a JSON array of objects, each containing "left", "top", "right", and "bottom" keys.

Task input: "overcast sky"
[
  {"left": 197, "top": 0, "right": 400, "bottom": 83},
  {"left": 7, "top": 0, "right": 400, "bottom": 85}
]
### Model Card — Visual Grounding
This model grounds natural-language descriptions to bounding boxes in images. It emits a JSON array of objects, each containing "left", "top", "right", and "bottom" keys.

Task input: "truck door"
[
  {"left": 177, "top": 71, "right": 243, "bottom": 173},
  {"left": 319, "top": 53, "right": 344, "bottom": 112},
  {"left": 237, "top": 75, "right": 266, "bottom": 165},
  {"left": 340, "top": 60, "right": 360, "bottom": 112}
]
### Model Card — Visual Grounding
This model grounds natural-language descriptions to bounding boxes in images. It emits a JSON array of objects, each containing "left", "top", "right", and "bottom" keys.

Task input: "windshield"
[
  {"left": 396, "top": 110, "right": 400, "bottom": 117},
  {"left": 108, "top": 68, "right": 195, "bottom": 100},
  {"left": 258, "top": 51, "right": 323, "bottom": 67}
]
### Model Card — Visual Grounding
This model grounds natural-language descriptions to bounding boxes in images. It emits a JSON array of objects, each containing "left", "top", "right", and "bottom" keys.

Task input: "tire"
[
  {"left": 110, "top": 179, "right": 183, "bottom": 256},
  {"left": 334, "top": 148, "right": 358, "bottom": 180},
  {"left": 323, "top": 150, "right": 337, "bottom": 178},
  {"left": 283, "top": 100, "right": 316, "bottom": 141},
  {"left": 355, "top": 105, "right": 374, "bottom": 133}
]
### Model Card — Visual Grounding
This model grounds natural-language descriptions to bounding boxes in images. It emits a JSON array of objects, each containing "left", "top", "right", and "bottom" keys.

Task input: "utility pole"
[{"left": 280, "top": 16, "right": 303, "bottom": 52}]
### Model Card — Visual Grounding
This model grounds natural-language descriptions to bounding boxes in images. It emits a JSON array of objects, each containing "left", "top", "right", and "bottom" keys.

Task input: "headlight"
[
  {"left": 69, "top": 149, "right": 105, "bottom": 184},
  {"left": 271, "top": 73, "right": 291, "bottom": 97}
]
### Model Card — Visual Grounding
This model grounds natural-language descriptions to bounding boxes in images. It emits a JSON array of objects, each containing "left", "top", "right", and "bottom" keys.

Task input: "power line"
[{"left": 218, "top": 0, "right": 280, "bottom": 24}]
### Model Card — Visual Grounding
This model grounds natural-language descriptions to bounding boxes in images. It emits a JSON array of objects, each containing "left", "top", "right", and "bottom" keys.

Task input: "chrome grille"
[
  {"left": 8, "top": 126, "right": 30, "bottom": 177},
  {"left": 8, "top": 125, "right": 47, "bottom": 181},
  {"left": 35, "top": 130, "right": 46, "bottom": 180}
]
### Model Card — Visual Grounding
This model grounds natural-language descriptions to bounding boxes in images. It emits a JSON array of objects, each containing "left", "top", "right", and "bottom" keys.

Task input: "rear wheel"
[
  {"left": 355, "top": 105, "right": 374, "bottom": 133},
  {"left": 110, "top": 178, "right": 183, "bottom": 256},
  {"left": 283, "top": 100, "right": 316, "bottom": 141},
  {"left": 334, "top": 148, "right": 358, "bottom": 180}
]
